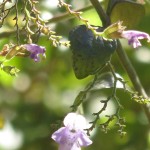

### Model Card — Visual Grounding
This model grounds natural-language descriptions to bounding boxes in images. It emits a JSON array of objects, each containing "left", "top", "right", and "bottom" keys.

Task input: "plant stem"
[
  {"left": 90, "top": 0, "right": 150, "bottom": 124},
  {"left": 89, "top": 0, "right": 110, "bottom": 27},
  {"left": 48, "top": 5, "right": 93, "bottom": 23},
  {"left": 116, "top": 40, "right": 150, "bottom": 123},
  {"left": 0, "top": 5, "right": 93, "bottom": 39}
]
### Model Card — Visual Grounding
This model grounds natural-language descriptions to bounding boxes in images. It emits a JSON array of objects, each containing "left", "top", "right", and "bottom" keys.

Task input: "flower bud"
[{"left": 2, "top": 66, "right": 20, "bottom": 76}]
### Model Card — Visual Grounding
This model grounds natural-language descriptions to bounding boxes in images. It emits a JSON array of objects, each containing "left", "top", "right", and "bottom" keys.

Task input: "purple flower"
[
  {"left": 121, "top": 30, "right": 150, "bottom": 48},
  {"left": 51, "top": 113, "right": 92, "bottom": 150},
  {"left": 24, "top": 44, "right": 46, "bottom": 62}
]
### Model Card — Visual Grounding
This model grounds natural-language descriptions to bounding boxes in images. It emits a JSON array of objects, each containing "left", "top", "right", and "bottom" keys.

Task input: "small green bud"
[
  {"left": 41, "top": 27, "right": 49, "bottom": 35},
  {"left": 3, "top": 66, "right": 20, "bottom": 76}
]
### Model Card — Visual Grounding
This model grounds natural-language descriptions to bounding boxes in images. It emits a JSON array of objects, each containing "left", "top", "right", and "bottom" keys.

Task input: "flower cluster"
[{"left": 51, "top": 113, "right": 92, "bottom": 150}]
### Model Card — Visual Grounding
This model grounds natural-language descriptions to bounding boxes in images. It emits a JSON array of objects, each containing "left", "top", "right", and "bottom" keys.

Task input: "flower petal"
[
  {"left": 59, "top": 143, "right": 81, "bottom": 150},
  {"left": 52, "top": 126, "right": 81, "bottom": 150},
  {"left": 128, "top": 38, "right": 141, "bottom": 48},
  {"left": 121, "top": 30, "right": 150, "bottom": 48},
  {"left": 64, "top": 113, "right": 86, "bottom": 130},
  {"left": 78, "top": 131, "right": 92, "bottom": 147},
  {"left": 51, "top": 113, "right": 92, "bottom": 150},
  {"left": 51, "top": 126, "right": 79, "bottom": 144},
  {"left": 24, "top": 44, "right": 46, "bottom": 62},
  {"left": 51, "top": 127, "right": 66, "bottom": 144}
]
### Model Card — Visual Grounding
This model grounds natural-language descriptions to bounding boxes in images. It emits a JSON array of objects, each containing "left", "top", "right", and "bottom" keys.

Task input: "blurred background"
[{"left": 0, "top": 0, "right": 150, "bottom": 150}]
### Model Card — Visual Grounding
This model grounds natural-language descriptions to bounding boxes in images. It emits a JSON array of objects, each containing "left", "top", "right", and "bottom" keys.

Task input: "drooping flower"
[
  {"left": 102, "top": 21, "right": 150, "bottom": 48},
  {"left": 24, "top": 44, "right": 46, "bottom": 62},
  {"left": 51, "top": 113, "right": 92, "bottom": 150},
  {"left": 121, "top": 30, "right": 150, "bottom": 48}
]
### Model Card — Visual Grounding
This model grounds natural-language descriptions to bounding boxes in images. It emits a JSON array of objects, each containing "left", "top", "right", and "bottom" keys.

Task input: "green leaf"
[{"left": 110, "top": 1, "right": 145, "bottom": 29}]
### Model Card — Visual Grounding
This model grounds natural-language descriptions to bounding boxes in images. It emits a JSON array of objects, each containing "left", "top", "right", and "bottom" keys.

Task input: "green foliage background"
[{"left": 0, "top": 0, "right": 150, "bottom": 150}]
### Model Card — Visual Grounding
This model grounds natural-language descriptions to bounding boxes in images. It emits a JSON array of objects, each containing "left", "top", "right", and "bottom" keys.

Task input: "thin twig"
[
  {"left": 47, "top": 5, "right": 93, "bottom": 23},
  {"left": 72, "top": 63, "right": 107, "bottom": 111},
  {"left": 89, "top": 0, "right": 110, "bottom": 27},
  {"left": 116, "top": 40, "right": 150, "bottom": 124},
  {"left": 90, "top": 0, "right": 150, "bottom": 126},
  {"left": 0, "top": 4, "right": 93, "bottom": 39},
  {"left": 15, "top": 0, "right": 20, "bottom": 44}
]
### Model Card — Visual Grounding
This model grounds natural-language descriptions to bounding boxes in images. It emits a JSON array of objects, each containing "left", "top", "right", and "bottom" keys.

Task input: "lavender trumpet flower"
[
  {"left": 51, "top": 113, "right": 92, "bottom": 150},
  {"left": 121, "top": 30, "right": 150, "bottom": 48},
  {"left": 24, "top": 44, "right": 46, "bottom": 62}
]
